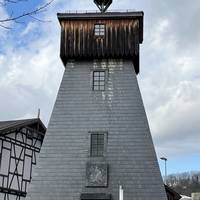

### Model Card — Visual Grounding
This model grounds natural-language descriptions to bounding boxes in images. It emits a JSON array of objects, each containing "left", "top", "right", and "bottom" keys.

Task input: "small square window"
[
  {"left": 90, "top": 133, "right": 105, "bottom": 157},
  {"left": 94, "top": 24, "right": 105, "bottom": 36},
  {"left": 93, "top": 71, "right": 105, "bottom": 91}
]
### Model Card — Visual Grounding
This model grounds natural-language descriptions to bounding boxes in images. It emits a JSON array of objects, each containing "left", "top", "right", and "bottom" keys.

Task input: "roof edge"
[
  {"left": 0, "top": 118, "right": 46, "bottom": 135},
  {"left": 57, "top": 11, "right": 144, "bottom": 20}
]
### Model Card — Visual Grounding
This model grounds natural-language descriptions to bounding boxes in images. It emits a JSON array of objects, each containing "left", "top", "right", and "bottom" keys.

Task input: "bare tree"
[
  {"left": 166, "top": 171, "right": 200, "bottom": 196},
  {"left": 0, "top": 0, "right": 54, "bottom": 29}
]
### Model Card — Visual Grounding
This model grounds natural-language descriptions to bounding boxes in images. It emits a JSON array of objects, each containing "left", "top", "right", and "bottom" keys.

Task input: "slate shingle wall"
[{"left": 27, "top": 59, "right": 167, "bottom": 200}]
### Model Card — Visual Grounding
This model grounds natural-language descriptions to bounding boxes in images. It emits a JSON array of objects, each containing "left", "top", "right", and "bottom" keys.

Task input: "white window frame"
[
  {"left": 93, "top": 70, "right": 105, "bottom": 91},
  {"left": 94, "top": 24, "right": 105, "bottom": 36}
]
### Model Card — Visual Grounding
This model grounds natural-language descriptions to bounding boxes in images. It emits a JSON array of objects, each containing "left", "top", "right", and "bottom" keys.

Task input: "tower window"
[
  {"left": 93, "top": 71, "right": 105, "bottom": 91},
  {"left": 90, "top": 133, "right": 105, "bottom": 157},
  {"left": 94, "top": 24, "right": 105, "bottom": 36}
]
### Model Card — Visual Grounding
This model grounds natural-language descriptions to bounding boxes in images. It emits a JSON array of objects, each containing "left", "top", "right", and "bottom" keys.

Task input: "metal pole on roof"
[{"left": 37, "top": 108, "right": 40, "bottom": 119}]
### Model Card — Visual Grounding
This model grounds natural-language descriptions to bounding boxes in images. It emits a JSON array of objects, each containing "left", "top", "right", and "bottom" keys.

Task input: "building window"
[
  {"left": 90, "top": 133, "right": 105, "bottom": 157},
  {"left": 93, "top": 71, "right": 105, "bottom": 91},
  {"left": 94, "top": 24, "right": 105, "bottom": 36}
]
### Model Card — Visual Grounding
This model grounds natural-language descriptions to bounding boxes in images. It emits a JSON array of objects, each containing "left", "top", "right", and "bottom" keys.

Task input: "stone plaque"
[{"left": 86, "top": 163, "right": 108, "bottom": 187}]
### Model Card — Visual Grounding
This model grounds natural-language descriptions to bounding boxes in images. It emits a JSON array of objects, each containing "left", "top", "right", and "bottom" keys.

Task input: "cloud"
[
  {"left": 137, "top": 2, "right": 200, "bottom": 158},
  {"left": 0, "top": 5, "right": 64, "bottom": 124},
  {"left": 20, "top": 22, "right": 37, "bottom": 36},
  {"left": 0, "top": 6, "right": 12, "bottom": 44},
  {"left": 0, "top": 6, "right": 8, "bottom": 25}
]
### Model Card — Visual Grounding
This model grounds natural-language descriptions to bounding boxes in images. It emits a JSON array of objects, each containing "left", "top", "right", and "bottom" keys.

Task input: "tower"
[{"left": 27, "top": 1, "right": 167, "bottom": 200}]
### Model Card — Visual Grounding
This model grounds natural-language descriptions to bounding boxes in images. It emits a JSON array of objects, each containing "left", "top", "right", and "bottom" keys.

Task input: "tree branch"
[
  {"left": 0, "top": 0, "right": 54, "bottom": 27},
  {"left": 0, "top": 0, "right": 28, "bottom": 6},
  {"left": 0, "top": 23, "right": 11, "bottom": 29}
]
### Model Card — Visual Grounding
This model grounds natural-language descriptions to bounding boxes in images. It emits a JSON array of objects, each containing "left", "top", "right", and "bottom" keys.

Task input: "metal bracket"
[{"left": 94, "top": 0, "right": 112, "bottom": 13}]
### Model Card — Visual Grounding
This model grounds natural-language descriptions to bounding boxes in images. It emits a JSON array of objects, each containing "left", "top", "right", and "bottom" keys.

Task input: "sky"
[{"left": 0, "top": 0, "right": 200, "bottom": 176}]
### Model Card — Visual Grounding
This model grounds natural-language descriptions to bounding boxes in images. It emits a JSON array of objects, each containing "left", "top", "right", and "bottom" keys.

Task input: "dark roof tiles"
[{"left": 0, "top": 118, "right": 46, "bottom": 135}]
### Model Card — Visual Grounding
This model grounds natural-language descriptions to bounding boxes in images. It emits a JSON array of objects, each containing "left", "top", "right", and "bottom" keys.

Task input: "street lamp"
[{"left": 160, "top": 157, "right": 167, "bottom": 184}]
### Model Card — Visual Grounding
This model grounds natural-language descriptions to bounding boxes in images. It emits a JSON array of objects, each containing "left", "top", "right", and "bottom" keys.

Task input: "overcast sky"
[{"left": 0, "top": 0, "right": 200, "bottom": 175}]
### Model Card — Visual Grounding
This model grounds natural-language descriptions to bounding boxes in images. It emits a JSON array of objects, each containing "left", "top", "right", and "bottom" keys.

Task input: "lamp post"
[{"left": 160, "top": 157, "right": 167, "bottom": 184}]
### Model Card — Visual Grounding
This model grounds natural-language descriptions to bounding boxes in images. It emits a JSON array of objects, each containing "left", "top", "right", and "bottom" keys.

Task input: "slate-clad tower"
[{"left": 28, "top": 1, "right": 167, "bottom": 200}]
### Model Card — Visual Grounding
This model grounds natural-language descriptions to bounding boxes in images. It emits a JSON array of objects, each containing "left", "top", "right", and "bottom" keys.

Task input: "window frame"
[
  {"left": 93, "top": 70, "right": 106, "bottom": 91},
  {"left": 94, "top": 23, "right": 105, "bottom": 37},
  {"left": 89, "top": 132, "right": 107, "bottom": 158}
]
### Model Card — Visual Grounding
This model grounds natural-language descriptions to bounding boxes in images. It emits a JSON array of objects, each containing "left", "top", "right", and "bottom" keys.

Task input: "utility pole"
[{"left": 160, "top": 157, "right": 167, "bottom": 184}]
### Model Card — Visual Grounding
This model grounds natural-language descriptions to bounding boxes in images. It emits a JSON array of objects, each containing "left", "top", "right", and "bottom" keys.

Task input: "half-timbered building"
[{"left": 0, "top": 118, "right": 46, "bottom": 200}]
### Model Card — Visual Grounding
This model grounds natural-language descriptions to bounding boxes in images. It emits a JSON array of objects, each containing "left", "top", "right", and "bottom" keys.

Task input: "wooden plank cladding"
[{"left": 57, "top": 12, "right": 143, "bottom": 74}]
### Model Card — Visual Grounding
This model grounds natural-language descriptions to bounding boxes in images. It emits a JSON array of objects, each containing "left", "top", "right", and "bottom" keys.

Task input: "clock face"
[{"left": 86, "top": 163, "right": 108, "bottom": 187}]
